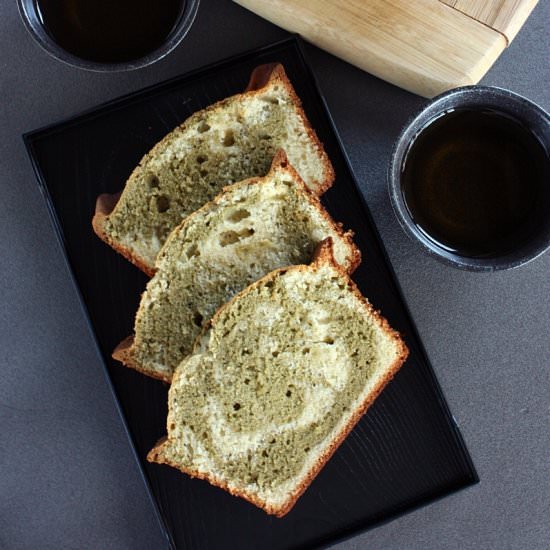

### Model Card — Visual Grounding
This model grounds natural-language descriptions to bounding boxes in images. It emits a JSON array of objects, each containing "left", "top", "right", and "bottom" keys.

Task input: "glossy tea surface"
[
  {"left": 36, "top": 0, "right": 185, "bottom": 63},
  {"left": 402, "top": 109, "right": 547, "bottom": 258}
]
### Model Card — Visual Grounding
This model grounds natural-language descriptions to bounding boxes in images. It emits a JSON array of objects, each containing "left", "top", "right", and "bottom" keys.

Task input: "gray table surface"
[{"left": 1, "top": 1, "right": 549, "bottom": 549}]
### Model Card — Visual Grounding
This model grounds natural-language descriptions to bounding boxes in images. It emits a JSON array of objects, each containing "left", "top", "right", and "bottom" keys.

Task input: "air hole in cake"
[
  {"left": 226, "top": 208, "right": 251, "bottom": 223},
  {"left": 233, "top": 403, "right": 241, "bottom": 411},
  {"left": 259, "top": 134, "right": 271, "bottom": 140},
  {"left": 302, "top": 347, "right": 310, "bottom": 354},
  {"left": 186, "top": 244, "right": 200, "bottom": 259},
  {"left": 286, "top": 389, "right": 292, "bottom": 397},
  {"left": 323, "top": 336, "right": 335, "bottom": 345},
  {"left": 169, "top": 423, "right": 175, "bottom": 430},
  {"left": 219, "top": 228, "right": 255, "bottom": 246},
  {"left": 223, "top": 130, "right": 235, "bottom": 147},
  {"left": 272, "top": 351, "right": 279, "bottom": 358},
  {"left": 261, "top": 95, "right": 279, "bottom": 105},
  {"left": 193, "top": 311, "right": 203, "bottom": 327},
  {"left": 146, "top": 173, "right": 159, "bottom": 189},
  {"left": 262, "top": 450, "right": 268, "bottom": 457},
  {"left": 156, "top": 195, "right": 170, "bottom": 213},
  {"left": 196, "top": 154, "right": 208, "bottom": 164},
  {"left": 244, "top": 378, "right": 250, "bottom": 385},
  {"left": 197, "top": 121, "right": 210, "bottom": 133},
  {"left": 199, "top": 169, "right": 208, "bottom": 178}
]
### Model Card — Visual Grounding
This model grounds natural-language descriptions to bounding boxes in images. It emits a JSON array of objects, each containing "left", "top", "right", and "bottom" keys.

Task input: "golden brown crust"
[
  {"left": 92, "top": 193, "right": 156, "bottom": 277},
  {"left": 112, "top": 335, "right": 172, "bottom": 383},
  {"left": 92, "top": 63, "right": 334, "bottom": 274},
  {"left": 147, "top": 440, "right": 274, "bottom": 514},
  {"left": 248, "top": 63, "right": 335, "bottom": 195},
  {"left": 245, "top": 63, "right": 280, "bottom": 92},
  {"left": 288, "top": 172, "right": 361, "bottom": 274},
  {"left": 149, "top": 238, "right": 408, "bottom": 516}
]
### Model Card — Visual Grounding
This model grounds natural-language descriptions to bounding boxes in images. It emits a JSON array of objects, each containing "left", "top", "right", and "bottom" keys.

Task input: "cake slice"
[
  {"left": 113, "top": 152, "right": 359, "bottom": 382},
  {"left": 92, "top": 63, "right": 334, "bottom": 275},
  {"left": 147, "top": 239, "right": 408, "bottom": 517}
]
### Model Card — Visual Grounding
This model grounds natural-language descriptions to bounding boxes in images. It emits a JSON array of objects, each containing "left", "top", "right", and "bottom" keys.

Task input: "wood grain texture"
[
  {"left": 233, "top": 0, "right": 514, "bottom": 97},
  {"left": 440, "top": 0, "right": 538, "bottom": 43}
]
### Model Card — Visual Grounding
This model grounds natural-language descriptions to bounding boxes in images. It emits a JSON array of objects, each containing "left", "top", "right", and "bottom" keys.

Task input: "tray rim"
[{"left": 22, "top": 36, "right": 478, "bottom": 550}]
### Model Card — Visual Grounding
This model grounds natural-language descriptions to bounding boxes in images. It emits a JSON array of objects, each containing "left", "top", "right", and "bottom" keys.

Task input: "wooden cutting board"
[{"left": 233, "top": 0, "right": 538, "bottom": 97}]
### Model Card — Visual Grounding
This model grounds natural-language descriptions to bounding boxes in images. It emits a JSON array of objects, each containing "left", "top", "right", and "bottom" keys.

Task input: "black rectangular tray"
[{"left": 24, "top": 37, "right": 477, "bottom": 550}]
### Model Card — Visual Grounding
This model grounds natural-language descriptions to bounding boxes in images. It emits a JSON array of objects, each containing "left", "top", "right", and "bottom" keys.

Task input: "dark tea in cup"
[
  {"left": 18, "top": 0, "right": 199, "bottom": 70},
  {"left": 401, "top": 108, "right": 547, "bottom": 258},
  {"left": 35, "top": 0, "right": 186, "bottom": 63},
  {"left": 389, "top": 87, "right": 550, "bottom": 271}
]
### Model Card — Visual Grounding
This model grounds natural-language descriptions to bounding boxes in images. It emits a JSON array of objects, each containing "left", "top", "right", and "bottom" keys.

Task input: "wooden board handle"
[{"left": 440, "top": 0, "right": 538, "bottom": 43}]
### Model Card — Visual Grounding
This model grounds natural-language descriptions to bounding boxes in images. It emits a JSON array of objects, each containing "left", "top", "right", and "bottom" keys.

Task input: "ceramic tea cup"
[{"left": 388, "top": 86, "right": 550, "bottom": 271}]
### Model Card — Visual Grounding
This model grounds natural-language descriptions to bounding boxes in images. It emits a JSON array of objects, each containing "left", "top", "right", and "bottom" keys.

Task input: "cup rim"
[
  {"left": 388, "top": 85, "right": 550, "bottom": 272},
  {"left": 17, "top": 0, "right": 200, "bottom": 72}
]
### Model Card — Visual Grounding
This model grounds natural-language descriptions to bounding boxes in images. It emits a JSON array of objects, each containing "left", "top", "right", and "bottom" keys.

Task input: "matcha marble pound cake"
[
  {"left": 113, "top": 152, "right": 360, "bottom": 382},
  {"left": 92, "top": 63, "right": 334, "bottom": 275},
  {"left": 148, "top": 240, "right": 408, "bottom": 516}
]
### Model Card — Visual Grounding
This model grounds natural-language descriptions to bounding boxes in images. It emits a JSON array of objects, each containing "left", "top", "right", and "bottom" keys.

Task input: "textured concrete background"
[{"left": 1, "top": 0, "right": 548, "bottom": 548}]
